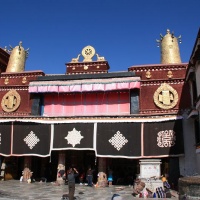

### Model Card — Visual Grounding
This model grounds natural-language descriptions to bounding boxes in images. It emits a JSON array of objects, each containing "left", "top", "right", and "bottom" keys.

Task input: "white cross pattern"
[
  {"left": 65, "top": 128, "right": 84, "bottom": 147},
  {"left": 24, "top": 131, "right": 40, "bottom": 149},
  {"left": 109, "top": 131, "right": 128, "bottom": 151}
]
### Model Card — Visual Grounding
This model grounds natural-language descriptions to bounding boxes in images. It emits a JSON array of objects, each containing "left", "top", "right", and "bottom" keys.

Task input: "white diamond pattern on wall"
[
  {"left": 24, "top": 131, "right": 40, "bottom": 149},
  {"left": 109, "top": 131, "right": 128, "bottom": 151},
  {"left": 65, "top": 128, "right": 84, "bottom": 147}
]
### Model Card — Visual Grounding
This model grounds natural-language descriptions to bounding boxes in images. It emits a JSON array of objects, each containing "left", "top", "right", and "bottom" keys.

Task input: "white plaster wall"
[
  {"left": 196, "top": 152, "right": 200, "bottom": 174},
  {"left": 194, "top": 60, "right": 200, "bottom": 175},
  {"left": 179, "top": 117, "right": 198, "bottom": 176},
  {"left": 195, "top": 62, "right": 200, "bottom": 96}
]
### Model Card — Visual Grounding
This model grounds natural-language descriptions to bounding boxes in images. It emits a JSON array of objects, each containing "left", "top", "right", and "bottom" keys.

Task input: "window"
[
  {"left": 130, "top": 89, "right": 139, "bottom": 114},
  {"left": 43, "top": 91, "right": 131, "bottom": 116}
]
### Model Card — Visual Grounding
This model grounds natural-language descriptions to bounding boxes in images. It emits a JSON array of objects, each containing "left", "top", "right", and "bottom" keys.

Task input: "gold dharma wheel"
[
  {"left": 82, "top": 45, "right": 95, "bottom": 62},
  {"left": 1, "top": 89, "right": 21, "bottom": 112}
]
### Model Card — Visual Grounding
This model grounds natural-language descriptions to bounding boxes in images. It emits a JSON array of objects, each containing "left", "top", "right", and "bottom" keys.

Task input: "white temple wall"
[
  {"left": 179, "top": 117, "right": 198, "bottom": 176},
  {"left": 195, "top": 61, "right": 200, "bottom": 96},
  {"left": 195, "top": 150, "right": 200, "bottom": 174}
]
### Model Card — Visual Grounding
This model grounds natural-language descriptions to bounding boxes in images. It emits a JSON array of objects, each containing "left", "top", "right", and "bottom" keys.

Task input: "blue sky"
[{"left": 0, "top": 0, "right": 199, "bottom": 74}]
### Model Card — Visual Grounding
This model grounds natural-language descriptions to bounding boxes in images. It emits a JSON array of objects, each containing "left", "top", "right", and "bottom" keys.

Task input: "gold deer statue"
[
  {"left": 71, "top": 54, "right": 81, "bottom": 63},
  {"left": 96, "top": 53, "right": 105, "bottom": 61}
]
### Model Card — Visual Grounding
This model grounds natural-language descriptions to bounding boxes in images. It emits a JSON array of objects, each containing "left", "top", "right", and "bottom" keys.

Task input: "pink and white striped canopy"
[{"left": 29, "top": 77, "right": 140, "bottom": 93}]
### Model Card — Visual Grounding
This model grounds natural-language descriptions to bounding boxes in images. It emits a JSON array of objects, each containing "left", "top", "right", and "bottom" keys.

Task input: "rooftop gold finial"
[
  {"left": 156, "top": 29, "right": 182, "bottom": 64},
  {"left": 6, "top": 41, "right": 29, "bottom": 73},
  {"left": 3, "top": 46, "right": 9, "bottom": 53}
]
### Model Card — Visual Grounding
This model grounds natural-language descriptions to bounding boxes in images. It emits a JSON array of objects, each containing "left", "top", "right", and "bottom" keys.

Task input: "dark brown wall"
[
  {"left": 0, "top": 48, "right": 10, "bottom": 72},
  {"left": 0, "top": 71, "right": 44, "bottom": 116},
  {"left": 139, "top": 82, "right": 191, "bottom": 114},
  {"left": 129, "top": 63, "right": 190, "bottom": 114},
  {"left": 66, "top": 61, "right": 110, "bottom": 74}
]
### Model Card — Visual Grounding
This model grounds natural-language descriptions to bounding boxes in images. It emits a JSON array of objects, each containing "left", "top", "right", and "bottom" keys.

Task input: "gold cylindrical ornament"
[
  {"left": 6, "top": 42, "right": 27, "bottom": 72},
  {"left": 160, "top": 30, "right": 181, "bottom": 64}
]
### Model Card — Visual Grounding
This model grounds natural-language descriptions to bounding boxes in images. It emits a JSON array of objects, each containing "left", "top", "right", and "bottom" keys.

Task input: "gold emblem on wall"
[
  {"left": 146, "top": 70, "right": 151, "bottom": 79},
  {"left": 22, "top": 77, "right": 27, "bottom": 84},
  {"left": 153, "top": 83, "right": 178, "bottom": 109},
  {"left": 4, "top": 78, "right": 9, "bottom": 85},
  {"left": 84, "top": 65, "right": 88, "bottom": 70},
  {"left": 1, "top": 90, "right": 21, "bottom": 112},
  {"left": 167, "top": 71, "right": 173, "bottom": 79}
]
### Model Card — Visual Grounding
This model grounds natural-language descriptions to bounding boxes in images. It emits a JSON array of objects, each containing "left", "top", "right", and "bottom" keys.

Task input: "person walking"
[
  {"left": 67, "top": 167, "right": 79, "bottom": 200},
  {"left": 86, "top": 167, "right": 93, "bottom": 186}
]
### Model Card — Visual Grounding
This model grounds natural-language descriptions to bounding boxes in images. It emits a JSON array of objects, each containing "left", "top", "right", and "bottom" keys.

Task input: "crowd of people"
[
  {"left": 61, "top": 166, "right": 173, "bottom": 199},
  {"left": 18, "top": 164, "right": 173, "bottom": 200}
]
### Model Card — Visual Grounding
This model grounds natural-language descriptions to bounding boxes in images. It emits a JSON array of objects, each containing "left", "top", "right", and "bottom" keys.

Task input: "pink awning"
[
  {"left": 58, "top": 85, "right": 70, "bottom": 92},
  {"left": 29, "top": 77, "right": 140, "bottom": 93}
]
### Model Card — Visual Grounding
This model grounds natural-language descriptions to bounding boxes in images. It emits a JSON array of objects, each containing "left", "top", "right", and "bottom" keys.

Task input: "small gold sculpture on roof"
[
  {"left": 70, "top": 45, "right": 106, "bottom": 63},
  {"left": 82, "top": 45, "right": 95, "bottom": 62},
  {"left": 71, "top": 54, "right": 81, "bottom": 63},
  {"left": 96, "top": 53, "right": 105, "bottom": 61}
]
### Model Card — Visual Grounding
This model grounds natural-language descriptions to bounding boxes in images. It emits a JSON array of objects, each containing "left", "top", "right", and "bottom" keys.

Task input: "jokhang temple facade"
[{"left": 0, "top": 29, "right": 199, "bottom": 187}]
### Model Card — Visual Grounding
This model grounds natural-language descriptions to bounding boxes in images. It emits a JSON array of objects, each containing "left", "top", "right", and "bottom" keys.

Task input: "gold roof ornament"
[
  {"left": 70, "top": 54, "right": 81, "bottom": 63},
  {"left": 96, "top": 53, "right": 105, "bottom": 61},
  {"left": 6, "top": 41, "right": 29, "bottom": 73},
  {"left": 70, "top": 45, "right": 106, "bottom": 63},
  {"left": 3, "top": 46, "right": 9, "bottom": 53},
  {"left": 82, "top": 45, "right": 95, "bottom": 62},
  {"left": 156, "top": 29, "right": 182, "bottom": 64}
]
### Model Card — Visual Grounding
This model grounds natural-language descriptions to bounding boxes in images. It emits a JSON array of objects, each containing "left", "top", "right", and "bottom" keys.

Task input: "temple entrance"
[
  {"left": 31, "top": 156, "right": 56, "bottom": 182},
  {"left": 0, "top": 156, "right": 19, "bottom": 180},
  {"left": 0, "top": 154, "right": 178, "bottom": 187},
  {"left": 21, "top": 150, "right": 96, "bottom": 183},
  {"left": 65, "top": 150, "right": 96, "bottom": 170},
  {"left": 106, "top": 158, "right": 138, "bottom": 185},
  {"left": 65, "top": 150, "right": 97, "bottom": 183},
  {"left": 14, "top": 153, "right": 139, "bottom": 185}
]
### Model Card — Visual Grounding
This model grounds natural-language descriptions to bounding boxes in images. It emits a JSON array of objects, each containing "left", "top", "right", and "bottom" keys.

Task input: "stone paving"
[{"left": 0, "top": 180, "right": 178, "bottom": 200}]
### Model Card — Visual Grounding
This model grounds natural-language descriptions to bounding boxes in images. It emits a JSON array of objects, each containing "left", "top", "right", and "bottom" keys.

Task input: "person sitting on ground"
[{"left": 162, "top": 176, "right": 171, "bottom": 198}]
